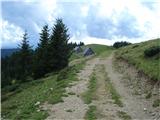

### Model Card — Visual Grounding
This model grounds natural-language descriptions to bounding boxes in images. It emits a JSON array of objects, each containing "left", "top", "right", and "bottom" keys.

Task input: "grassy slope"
[
  {"left": 115, "top": 39, "right": 160, "bottom": 81},
  {"left": 2, "top": 60, "right": 85, "bottom": 120},
  {"left": 2, "top": 44, "right": 113, "bottom": 119},
  {"left": 86, "top": 44, "right": 113, "bottom": 56},
  {"left": 70, "top": 44, "right": 113, "bottom": 61}
]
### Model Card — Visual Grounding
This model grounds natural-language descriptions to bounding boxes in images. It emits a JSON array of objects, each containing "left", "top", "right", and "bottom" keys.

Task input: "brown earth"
[{"left": 41, "top": 53, "right": 160, "bottom": 120}]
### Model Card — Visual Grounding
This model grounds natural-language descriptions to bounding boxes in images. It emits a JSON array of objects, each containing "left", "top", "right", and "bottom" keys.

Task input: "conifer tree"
[
  {"left": 49, "top": 19, "right": 71, "bottom": 71},
  {"left": 18, "top": 31, "right": 33, "bottom": 81},
  {"left": 33, "top": 25, "right": 50, "bottom": 79}
]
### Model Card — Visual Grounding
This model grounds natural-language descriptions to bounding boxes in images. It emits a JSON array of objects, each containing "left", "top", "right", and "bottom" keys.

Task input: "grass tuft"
[
  {"left": 103, "top": 66, "right": 123, "bottom": 107},
  {"left": 85, "top": 105, "right": 97, "bottom": 120},
  {"left": 68, "top": 92, "right": 76, "bottom": 95},
  {"left": 117, "top": 111, "right": 131, "bottom": 120},
  {"left": 66, "top": 109, "right": 73, "bottom": 112},
  {"left": 106, "top": 78, "right": 123, "bottom": 107},
  {"left": 81, "top": 73, "right": 97, "bottom": 104},
  {"left": 145, "top": 92, "right": 152, "bottom": 99},
  {"left": 152, "top": 99, "right": 160, "bottom": 107}
]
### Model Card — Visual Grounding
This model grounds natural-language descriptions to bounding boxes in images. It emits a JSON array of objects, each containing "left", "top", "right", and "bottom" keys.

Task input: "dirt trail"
[
  {"left": 91, "top": 65, "right": 123, "bottom": 120},
  {"left": 86, "top": 54, "right": 160, "bottom": 120},
  {"left": 42, "top": 58, "right": 100, "bottom": 120},
  {"left": 42, "top": 53, "right": 159, "bottom": 120},
  {"left": 104, "top": 54, "right": 159, "bottom": 120}
]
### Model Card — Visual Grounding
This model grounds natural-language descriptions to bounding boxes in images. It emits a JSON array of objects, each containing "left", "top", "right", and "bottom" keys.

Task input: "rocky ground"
[{"left": 41, "top": 53, "right": 160, "bottom": 120}]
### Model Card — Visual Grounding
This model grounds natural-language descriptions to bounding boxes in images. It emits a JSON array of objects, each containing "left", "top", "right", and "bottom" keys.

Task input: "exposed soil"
[
  {"left": 105, "top": 54, "right": 160, "bottom": 120},
  {"left": 41, "top": 53, "right": 160, "bottom": 120},
  {"left": 41, "top": 58, "right": 100, "bottom": 119},
  {"left": 90, "top": 65, "right": 124, "bottom": 120}
]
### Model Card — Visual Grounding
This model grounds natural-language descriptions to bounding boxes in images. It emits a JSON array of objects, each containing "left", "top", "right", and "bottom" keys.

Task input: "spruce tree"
[
  {"left": 49, "top": 19, "right": 71, "bottom": 71},
  {"left": 33, "top": 25, "right": 50, "bottom": 79},
  {"left": 18, "top": 31, "right": 33, "bottom": 81}
]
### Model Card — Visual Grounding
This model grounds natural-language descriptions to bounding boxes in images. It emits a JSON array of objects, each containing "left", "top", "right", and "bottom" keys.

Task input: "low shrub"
[
  {"left": 3, "top": 84, "right": 19, "bottom": 92},
  {"left": 113, "top": 41, "right": 131, "bottom": 48},
  {"left": 57, "top": 66, "right": 75, "bottom": 81},
  {"left": 153, "top": 99, "right": 160, "bottom": 107},
  {"left": 132, "top": 45, "right": 139, "bottom": 48},
  {"left": 144, "top": 46, "right": 160, "bottom": 57}
]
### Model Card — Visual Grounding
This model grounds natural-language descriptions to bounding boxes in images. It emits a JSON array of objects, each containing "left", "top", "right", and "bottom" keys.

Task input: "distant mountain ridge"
[{"left": 1, "top": 48, "right": 19, "bottom": 58}]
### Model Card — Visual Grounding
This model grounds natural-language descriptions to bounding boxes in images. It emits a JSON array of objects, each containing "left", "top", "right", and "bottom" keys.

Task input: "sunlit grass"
[
  {"left": 115, "top": 39, "right": 160, "bottom": 81},
  {"left": 2, "top": 59, "right": 85, "bottom": 120}
]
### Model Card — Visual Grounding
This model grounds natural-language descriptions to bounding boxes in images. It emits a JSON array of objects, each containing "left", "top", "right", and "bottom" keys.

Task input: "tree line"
[
  {"left": 113, "top": 41, "right": 131, "bottom": 48},
  {"left": 1, "top": 19, "right": 84, "bottom": 88}
]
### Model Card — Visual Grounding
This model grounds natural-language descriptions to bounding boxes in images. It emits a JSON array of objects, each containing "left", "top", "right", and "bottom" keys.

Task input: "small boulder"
[{"left": 143, "top": 108, "right": 147, "bottom": 111}]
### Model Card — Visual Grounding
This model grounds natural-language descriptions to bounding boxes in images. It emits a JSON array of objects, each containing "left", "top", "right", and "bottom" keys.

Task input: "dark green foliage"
[
  {"left": 57, "top": 67, "right": 71, "bottom": 81},
  {"left": 1, "top": 57, "right": 11, "bottom": 87},
  {"left": 68, "top": 42, "right": 77, "bottom": 51},
  {"left": 79, "top": 41, "right": 84, "bottom": 46},
  {"left": 145, "top": 92, "right": 152, "bottom": 99},
  {"left": 113, "top": 41, "right": 131, "bottom": 48},
  {"left": 85, "top": 105, "right": 97, "bottom": 120},
  {"left": 1, "top": 32, "right": 33, "bottom": 87},
  {"left": 33, "top": 25, "right": 50, "bottom": 79},
  {"left": 17, "top": 31, "right": 33, "bottom": 81},
  {"left": 1, "top": 52, "right": 21, "bottom": 87},
  {"left": 1, "top": 48, "right": 19, "bottom": 58},
  {"left": 144, "top": 46, "right": 160, "bottom": 57},
  {"left": 117, "top": 111, "right": 131, "bottom": 120},
  {"left": 49, "top": 19, "right": 71, "bottom": 71},
  {"left": 56, "top": 66, "right": 76, "bottom": 81},
  {"left": 1, "top": 18, "right": 71, "bottom": 89},
  {"left": 2, "top": 84, "right": 19, "bottom": 93},
  {"left": 67, "top": 41, "right": 84, "bottom": 51},
  {"left": 2, "top": 58, "right": 85, "bottom": 120},
  {"left": 153, "top": 99, "right": 160, "bottom": 107},
  {"left": 132, "top": 45, "right": 139, "bottom": 48}
]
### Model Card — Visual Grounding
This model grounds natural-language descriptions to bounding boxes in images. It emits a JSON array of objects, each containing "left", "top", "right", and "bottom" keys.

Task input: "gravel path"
[
  {"left": 91, "top": 65, "right": 123, "bottom": 120},
  {"left": 104, "top": 54, "right": 159, "bottom": 120},
  {"left": 42, "top": 58, "right": 99, "bottom": 120},
  {"left": 41, "top": 53, "right": 159, "bottom": 120}
]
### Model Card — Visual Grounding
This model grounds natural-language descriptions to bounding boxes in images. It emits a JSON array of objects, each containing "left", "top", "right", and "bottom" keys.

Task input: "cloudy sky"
[{"left": 1, "top": 0, "right": 160, "bottom": 48}]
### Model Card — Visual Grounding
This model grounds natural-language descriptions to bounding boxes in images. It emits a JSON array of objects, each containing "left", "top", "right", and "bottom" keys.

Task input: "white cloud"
[
  {"left": 79, "top": 0, "right": 160, "bottom": 44},
  {"left": 2, "top": 0, "right": 160, "bottom": 47},
  {"left": 64, "top": 0, "right": 160, "bottom": 45},
  {"left": 56, "top": 0, "right": 159, "bottom": 46},
  {"left": 38, "top": 0, "right": 57, "bottom": 22},
  {"left": 32, "top": 22, "right": 41, "bottom": 33},
  {"left": 72, "top": 35, "right": 157, "bottom": 46},
  {"left": 1, "top": 20, "right": 24, "bottom": 48},
  {"left": 81, "top": 36, "right": 114, "bottom": 45},
  {"left": 81, "top": 5, "right": 89, "bottom": 17},
  {"left": 28, "top": 0, "right": 57, "bottom": 23}
]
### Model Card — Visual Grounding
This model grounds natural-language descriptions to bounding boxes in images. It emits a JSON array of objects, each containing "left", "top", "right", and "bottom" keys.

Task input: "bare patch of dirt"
[
  {"left": 41, "top": 58, "right": 99, "bottom": 119},
  {"left": 104, "top": 54, "right": 160, "bottom": 120},
  {"left": 90, "top": 65, "right": 124, "bottom": 120},
  {"left": 41, "top": 53, "right": 159, "bottom": 120}
]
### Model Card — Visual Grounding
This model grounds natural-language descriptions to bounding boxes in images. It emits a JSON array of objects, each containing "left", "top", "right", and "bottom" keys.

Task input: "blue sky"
[{"left": 1, "top": 0, "right": 160, "bottom": 48}]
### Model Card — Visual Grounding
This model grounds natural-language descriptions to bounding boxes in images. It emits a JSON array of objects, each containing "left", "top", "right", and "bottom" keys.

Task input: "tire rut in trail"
[
  {"left": 89, "top": 63, "right": 129, "bottom": 120},
  {"left": 41, "top": 58, "right": 100, "bottom": 120},
  {"left": 104, "top": 54, "right": 156, "bottom": 120}
]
